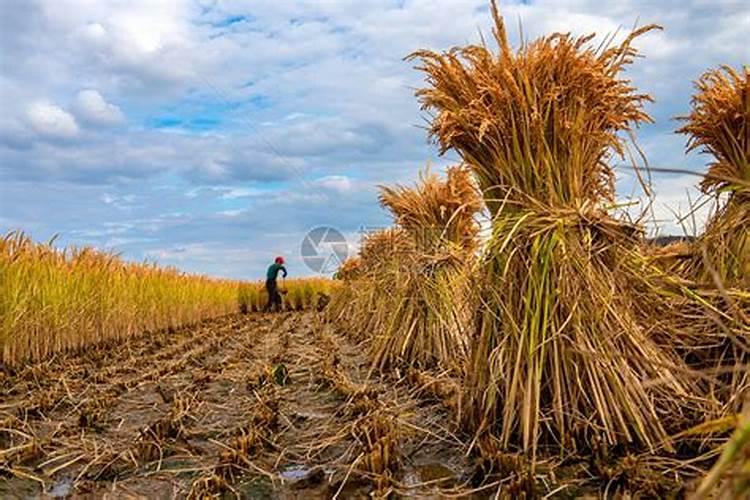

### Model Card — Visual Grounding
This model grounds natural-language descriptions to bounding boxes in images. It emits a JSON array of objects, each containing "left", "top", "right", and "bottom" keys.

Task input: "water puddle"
[
  {"left": 403, "top": 462, "right": 457, "bottom": 488},
  {"left": 47, "top": 478, "right": 73, "bottom": 498},
  {"left": 280, "top": 464, "right": 311, "bottom": 480},
  {"left": 279, "top": 464, "right": 326, "bottom": 490}
]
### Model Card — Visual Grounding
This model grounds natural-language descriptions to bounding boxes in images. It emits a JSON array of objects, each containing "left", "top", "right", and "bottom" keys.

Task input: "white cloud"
[
  {"left": 25, "top": 102, "right": 79, "bottom": 139},
  {"left": 2, "top": 0, "right": 748, "bottom": 277},
  {"left": 316, "top": 175, "right": 354, "bottom": 193},
  {"left": 218, "top": 209, "right": 245, "bottom": 217},
  {"left": 220, "top": 187, "right": 263, "bottom": 199},
  {"left": 80, "top": 22, "right": 107, "bottom": 42},
  {"left": 74, "top": 89, "right": 125, "bottom": 126}
]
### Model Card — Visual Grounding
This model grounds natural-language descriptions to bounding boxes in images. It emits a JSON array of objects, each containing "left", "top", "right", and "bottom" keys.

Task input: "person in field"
[{"left": 264, "top": 256, "right": 288, "bottom": 312}]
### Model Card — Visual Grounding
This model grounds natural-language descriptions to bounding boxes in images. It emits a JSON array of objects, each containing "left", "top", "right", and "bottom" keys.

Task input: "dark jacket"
[{"left": 266, "top": 263, "right": 288, "bottom": 281}]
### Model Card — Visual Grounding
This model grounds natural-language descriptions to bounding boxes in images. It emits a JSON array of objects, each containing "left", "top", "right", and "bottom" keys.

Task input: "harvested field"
[
  {"left": 0, "top": 312, "right": 481, "bottom": 498},
  {"left": 4, "top": 310, "right": 726, "bottom": 498}
]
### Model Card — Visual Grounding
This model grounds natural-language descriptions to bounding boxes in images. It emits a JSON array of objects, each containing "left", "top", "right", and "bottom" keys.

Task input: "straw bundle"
[
  {"left": 326, "top": 228, "right": 413, "bottom": 342},
  {"left": 409, "top": 2, "right": 701, "bottom": 457},
  {"left": 370, "top": 166, "right": 482, "bottom": 371},
  {"left": 334, "top": 257, "right": 363, "bottom": 280},
  {"left": 677, "top": 65, "right": 749, "bottom": 289},
  {"left": 671, "top": 68, "right": 750, "bottom": 471},
  {"left": 378, "top": 166, "right": 482, "bottom": 254},
  {"left": 694, "top": 398, "right": 750, "bottom": 498}
]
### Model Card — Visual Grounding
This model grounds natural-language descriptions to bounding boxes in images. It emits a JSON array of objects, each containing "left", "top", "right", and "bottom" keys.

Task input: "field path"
[{"left": 1, "top": 312, "right": 472, "bottom": 499}]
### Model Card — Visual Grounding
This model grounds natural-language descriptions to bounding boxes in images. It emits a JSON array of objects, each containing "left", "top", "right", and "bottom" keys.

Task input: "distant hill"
[{"left": 649, "top": 235, "right": 696, "bottom": 247}]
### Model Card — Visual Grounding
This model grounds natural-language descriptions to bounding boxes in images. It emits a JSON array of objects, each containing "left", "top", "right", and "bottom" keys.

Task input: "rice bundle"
[
  {"left": 694, "top": 399, "right": 750, "bottom": 498},
  {"left": 657, "top": 66, "right": 749, "bottom": 421},
  {"left": 409, "top": 2, "right": 701, "bottom": 456},
  {"left": 370, "top": 166, "right": 482, "bottom": 371},
  {"left": 334, "top": 257, "right": 363, "bottom": 280},
  {"left": 327, "top": 227, "right": 413, "bottom": 342},
  {"left": 378, "top": 166, "right": 481, "bottom": 255},
  {"left": 677, "top": 65, "right": 749, "bottom": 289}
]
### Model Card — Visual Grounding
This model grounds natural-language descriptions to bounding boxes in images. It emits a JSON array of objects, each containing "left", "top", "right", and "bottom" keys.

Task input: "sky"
[{"left": 1, "top": 0, "right": 748, "bottom": 279}]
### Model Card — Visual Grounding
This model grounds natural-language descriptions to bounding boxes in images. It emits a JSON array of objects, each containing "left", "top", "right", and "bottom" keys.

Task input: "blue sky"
[{"left": 1, "top": 0, "right": 748, "bottom": 279}]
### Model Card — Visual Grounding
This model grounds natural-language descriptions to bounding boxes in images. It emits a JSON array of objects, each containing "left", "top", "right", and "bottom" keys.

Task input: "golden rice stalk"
[
  {"left": 334, "top": 257, "right": 362, "bottom": 280},
  {"left": 378, "top": 165, "right": 482, "bottom": 253},
  {"left": 408, "top": 2, "right": 656, "bottom": 212},
  {"left": 359, "top": 227, "right": 415, "bottom": 273},
  {"left": 678, "top": 66, "right": 749, "bottom": 196},
  {"left": 0, "top": 231, "right": 241, "bottom": 365},
  {"left": 370, "top": 166, "right": 480, "bottom": 371},
  {"left": 409, "top": 1, "right": 703, "bottom": 458},
  {"left": 663, "top": 66, "right": 750, "bottom": 429},
  {"left": 237, "top": 278, "right": 336, "bottom": 313},
  {"left": 677, "top": 65, "right": 749, "bottom": 288},
  {"left": 693, "top": 403, "right": 750, "bottom": 499},
  {"left": 327, "top": 228, "right": 413, "bottom": 343}
]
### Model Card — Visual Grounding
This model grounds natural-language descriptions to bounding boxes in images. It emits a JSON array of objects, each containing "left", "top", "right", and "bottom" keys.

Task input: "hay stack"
[
  {"left": 677, "top": 65, "right": 749, "bottom": 289},
  {"left": 409, "top": 2, "right": 702, "bottom": 457},
  {"left": 327, "top": 228, "right": 413, "bottom": 342},
  {"left": 660, "top": 66, "right": 749, "bottom": 419},
  {"left": 371, "top": 166, "right": 482, "bottom": 371}
]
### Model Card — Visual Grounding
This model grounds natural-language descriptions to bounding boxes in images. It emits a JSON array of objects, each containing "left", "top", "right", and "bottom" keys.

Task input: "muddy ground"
[
  {"left": 2, "top": 311, "right": 679, "bottom": 499},
  {"left": 1, "top": 312, "right": 501, "bottom": 499}
]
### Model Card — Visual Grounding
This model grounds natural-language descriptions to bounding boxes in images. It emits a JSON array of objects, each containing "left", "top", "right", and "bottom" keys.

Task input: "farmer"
[{"left": 264, "top": 256, "right": 288, "bottom": 312}]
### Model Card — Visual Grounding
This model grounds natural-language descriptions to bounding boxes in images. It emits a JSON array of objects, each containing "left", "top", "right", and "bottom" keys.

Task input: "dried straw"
[
  {"left": 370, "top": 166, "right": 482, "bottom": 371},
  {"left": 409, "top": 1, "right": 703, "bottom": 459},
  {"left": 677, "top": 65, "right": 749, "bottom": 288}
]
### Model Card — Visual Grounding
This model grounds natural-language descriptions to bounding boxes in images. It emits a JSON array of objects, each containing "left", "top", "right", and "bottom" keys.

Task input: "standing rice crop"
[
  {"left": 409, "top": 1, "right": 702, "bottom": 458},
  {"left": 238, "top": 278, "right": 336, "bottom": 313},
  {"left": 0, "top": 231, "right": 240, "bottom": 365}
]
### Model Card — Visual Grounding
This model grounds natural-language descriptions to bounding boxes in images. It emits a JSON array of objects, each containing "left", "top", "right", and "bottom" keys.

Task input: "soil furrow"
[{"left": 0, "top": 312, "right": 467, "bottom": 499}]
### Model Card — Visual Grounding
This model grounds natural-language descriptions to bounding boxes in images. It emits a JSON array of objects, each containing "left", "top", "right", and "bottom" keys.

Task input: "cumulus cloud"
[
  {"left": 74, "top": 90, "right": 125, "bottom": 126},
  {"left": 25, "top": 102, "right": 79, "bottom": 139},
  {"left": 316, "top": 175, "right": 355, "bottom": 193},
  {"left": 2, "top": 0, "right": 748, "bottom": 276}
]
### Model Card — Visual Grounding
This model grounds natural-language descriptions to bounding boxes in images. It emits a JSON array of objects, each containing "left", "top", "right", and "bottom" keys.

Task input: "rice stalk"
[
  {"left": 0, "top": 231, "right": 241, "bottom": 366},
  {"left": 677, "top": 65, "right": 749, "bottom": 289},
  {"left": 409, "top": 1, "right": 703, "bottom": 458},
  {"left": 327, "top": 227, "right": 414, "bottom": 343},
  {"left": 693, "top": 403, "right": 750, "bottom": 499},
  {"left": 370, "top": 166, "right": 481, "bottom": 371},
  {"left": 666, "top": 66, "right": 750, "bottom": 423}
]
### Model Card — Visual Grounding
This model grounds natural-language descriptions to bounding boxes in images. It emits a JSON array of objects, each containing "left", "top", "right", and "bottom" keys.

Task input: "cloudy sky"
[{"left": 1, "top": 0, "right": 748, "bottom": 279}]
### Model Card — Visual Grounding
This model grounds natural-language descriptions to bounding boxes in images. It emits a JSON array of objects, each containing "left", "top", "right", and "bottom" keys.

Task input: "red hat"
[{"left": 275, "top": 256, "right": 285, "bottom": 264}]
